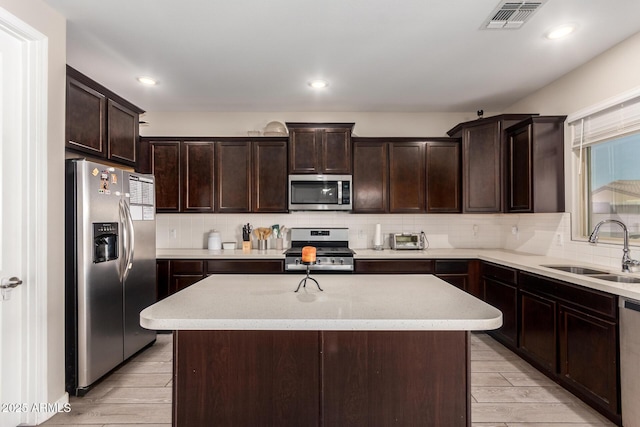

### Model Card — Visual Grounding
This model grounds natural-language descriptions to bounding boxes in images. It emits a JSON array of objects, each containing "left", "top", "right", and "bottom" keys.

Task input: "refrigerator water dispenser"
[{"left": 93, "top": 222, "right": 118, "bottom": 263}]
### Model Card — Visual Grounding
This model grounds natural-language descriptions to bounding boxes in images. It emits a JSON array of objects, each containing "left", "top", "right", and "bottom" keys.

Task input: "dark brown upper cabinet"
[
  {"left": 66, "top": 77, "right": 105, "bottom": 157},
  {"left": 448, "top": 114, "right": 536, "bottom": 213},
  {"left": 353, "top": 140, "right": 389, "bottom": 213},
  {"left": 252, "top": 140, "right": 288, "bottom": 212},
  {"left": 216, "top": 141, "right": 252, "bottom": 213},
  {"left": 353, "top": 138, "right": 461, "bottom": 214},
  {"left": 505, "top": 116, "right": 567, "bottom": 213},
  {"left": 389, "top": 141, "right": 426, "bottom": 213},
  {"left": 143, "top": 140, "right": 214, "bottom": 213},
  {"left": 183, "top": 142, "right": 215, "bottom": 212},
  {"left": 426, "top": 140, "right": 461, "bottom": 213},
  {"left": 107, "top": 100, "right": 139, "bottom": 165},
  {"left": 65, "top": 66, "right": 143, "bottom": 167},
  {"left": 139, "top": 137, "right": 287, "bottom": 214},
  {"left": 287, "top": 123, "right": 354, "bottom": 174},
  {"left": 149, "top": 141, "right": 181, "bottom": 212}
]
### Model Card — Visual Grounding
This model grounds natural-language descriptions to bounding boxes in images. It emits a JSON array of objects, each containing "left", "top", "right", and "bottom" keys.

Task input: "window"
[{"left": 570, "top": 88, "right": 640, "bottom": 242}]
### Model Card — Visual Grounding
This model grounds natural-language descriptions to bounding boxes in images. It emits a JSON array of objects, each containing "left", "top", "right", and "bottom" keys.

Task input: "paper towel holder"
[{"left": 373, "top": 223, "right": 384, "bottom": 251}]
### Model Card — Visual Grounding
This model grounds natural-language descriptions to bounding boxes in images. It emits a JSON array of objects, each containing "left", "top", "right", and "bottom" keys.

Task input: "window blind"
[{"left": 569, "top": 86, "right": 640, "bottom": 149}]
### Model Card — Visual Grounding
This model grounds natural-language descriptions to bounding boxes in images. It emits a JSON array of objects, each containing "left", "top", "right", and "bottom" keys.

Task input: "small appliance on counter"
[{"left": 390, "top": 233, "right": 425, "bottom": 250}]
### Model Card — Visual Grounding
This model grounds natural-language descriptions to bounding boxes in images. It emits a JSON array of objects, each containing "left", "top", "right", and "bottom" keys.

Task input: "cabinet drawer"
[
  {"left": 207, "top": 259, "right": 283, "bottom": 274},
  {"left": 482, "top": 262, "right": 517, "bottom": 284},
  {"left": 520, "top": 272, "right": 617, "bottom": 319},
  {"left": 435, "top": 260, "right": 469, "bottom": 274},
  {"left": 171, "top": 260, "right": 204, "bottom": 274},
  {"left": 355, "top": 259, "right": 434, "bottom": 274}
]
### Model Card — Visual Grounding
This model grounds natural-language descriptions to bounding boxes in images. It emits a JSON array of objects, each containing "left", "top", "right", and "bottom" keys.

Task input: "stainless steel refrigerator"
[{"left": 65, "top": 159, "right": 157, "bottom": 395}]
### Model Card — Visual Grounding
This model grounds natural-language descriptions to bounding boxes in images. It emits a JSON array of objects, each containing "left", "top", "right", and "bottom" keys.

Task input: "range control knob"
[
  {"left": 317, "top": 259, "right": 322, "bottom": 264},
  {"left": 339, "top": 258, "right": 344, "bottom": 265},
  {"left": 331, "top": 258, "right": 335, "bottom": 264},
  {"left": 295, "top": 259, "right": 300, "bottom": 265}
]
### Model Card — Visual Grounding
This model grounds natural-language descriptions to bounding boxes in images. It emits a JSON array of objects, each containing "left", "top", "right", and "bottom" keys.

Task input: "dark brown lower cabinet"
[
  {"left": 156, "top": 260, "right": 170, "bottom": 300},
  {"left": 354, "top": 259, "right": 434, "bottom": 274},
  {"left": 206, "top": 259, "right": 283, "bottom": 274},
  {"left": 516, "top": 272, "right": 620, "bottom": 425},
  {"left": 519, "top": 289, "right": 557, "bottom": 373},
  {"left": 173, "top": 330, "right": 320, "bottom": 427},
  {"left": 435, "top": 260, "right": 481, "bottom": 298},
  {"left": 173, "top": 330, "right": 470, "bottom": 427},
  {"left": 169, "top": 260, "right": 204, "bottom": 294},
  {"left": 157, "top": 259, "right": 285, "bottom": 298},
  {"left": 559, "top": 304, "right": 618, "bottom": 418},
  {"left": 483, "top": 276, "right": 518, "bottom": 349}
]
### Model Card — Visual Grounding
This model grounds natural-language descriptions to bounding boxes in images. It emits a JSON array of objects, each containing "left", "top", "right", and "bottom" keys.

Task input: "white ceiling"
[{"left": 43, "top": 0, "right": 640, "bottom": 113}]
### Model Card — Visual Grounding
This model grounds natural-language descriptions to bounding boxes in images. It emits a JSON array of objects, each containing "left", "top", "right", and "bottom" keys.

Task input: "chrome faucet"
[{"left": 588, "top": 219, "right": 640, "bottom": 273}]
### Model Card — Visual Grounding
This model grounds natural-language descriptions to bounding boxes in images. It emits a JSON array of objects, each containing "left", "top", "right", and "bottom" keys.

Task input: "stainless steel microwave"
[{"left": 288, "top": 174, "right": 352, "bottom": 211}]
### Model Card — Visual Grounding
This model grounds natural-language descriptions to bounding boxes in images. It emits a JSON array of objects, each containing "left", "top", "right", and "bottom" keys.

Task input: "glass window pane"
[{"left": 587, "top": 134, "right": 640, "bottom": 240}]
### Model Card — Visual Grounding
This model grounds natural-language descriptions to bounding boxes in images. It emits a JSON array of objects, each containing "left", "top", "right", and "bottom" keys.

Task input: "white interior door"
[{"left": 0, "top": 21, "right": 25, "bottom": 427}]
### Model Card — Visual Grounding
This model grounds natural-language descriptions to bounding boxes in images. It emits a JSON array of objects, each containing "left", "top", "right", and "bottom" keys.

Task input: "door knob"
[
  {"left": 1, "top": 276, "right": 23, "bottom": 301},
  {"left": 1, "top": 276, "right": 22, "bottom": 288}
]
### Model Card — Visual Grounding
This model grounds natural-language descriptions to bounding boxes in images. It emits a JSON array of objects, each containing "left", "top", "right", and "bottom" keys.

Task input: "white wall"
[
  {"left": 150, "top": 31, "right": 640, "bottom": 272},
  {"left": 505, "top": 30, "right": 640, "bottom": 268},
  {"left": 140, "top": 111, "right": 495, "bottom": 138},
  {"left": 0, "top": 0, "right": 67, "bottom": 410}
]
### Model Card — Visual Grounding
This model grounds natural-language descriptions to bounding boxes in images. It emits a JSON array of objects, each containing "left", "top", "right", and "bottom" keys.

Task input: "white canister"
[{"left": 207, "top": 230, "right": 222, "bottom": 250}]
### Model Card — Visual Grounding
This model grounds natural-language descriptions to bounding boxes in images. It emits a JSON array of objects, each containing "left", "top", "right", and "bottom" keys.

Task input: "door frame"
[{"left": 0, "top": 8, "right": 55, "bottom": 425}]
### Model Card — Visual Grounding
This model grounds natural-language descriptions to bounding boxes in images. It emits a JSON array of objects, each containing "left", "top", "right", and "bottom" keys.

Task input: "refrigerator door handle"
[
  {"left": 122, "top": 199, "right": 135, "bottom": 283},
  {"left": 118, "top": 199, "right": 128, "bottom": 283}
]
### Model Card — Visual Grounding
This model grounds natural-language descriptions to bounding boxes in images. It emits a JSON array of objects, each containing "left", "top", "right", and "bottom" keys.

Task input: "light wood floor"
[{"left": 43, "top": 333, "right": 615, "bottom": 426}]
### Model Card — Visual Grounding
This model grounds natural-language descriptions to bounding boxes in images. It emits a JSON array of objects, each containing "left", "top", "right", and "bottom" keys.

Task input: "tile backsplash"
[{"left": 156, "top": 211, "right": 634, "bottom": 270}]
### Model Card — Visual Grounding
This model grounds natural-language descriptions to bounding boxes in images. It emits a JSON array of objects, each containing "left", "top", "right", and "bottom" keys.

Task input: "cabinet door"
[
  {"left": 289, "top": 128, "right": 319, "bottom": 174},
  {"left": 216, "top": 141, "right": 251, "bottom": 212},
  {"left": 321, "top": 129, "right": 352, "bottom": 174},
  {"left": 507, "top": 125, "right": 532, "bottom": 212},
  {"left": 389, "top": 142, "right": 425, "bottom": 213},
  {"left": 519, "top": 289, "right": 556, "bottom": 373},
  {"left": 353, "top": 141, "right": 388, "bottom": 213},
  {"left": 484, "top": 277, "right": 518, "bottom": 348},
  {"left": 151, "top": 141, "right": 181, "bottom": 212},
  {"left": 559, "top": 305, "right": 618, "bottom": 415},
  {"left": 426, "top": 141, "right": 461, "bottom": 213},
  {"left": 156, "top": 260, "right": 170, "bottom": 301},
  {"left": 253, "top": 140, "right": 287, "bottom": 212},
  {"left": 182, "top": 142, "right": 215, "bottom": 212},
  {"left": 107, "top": 99, "right": 138, "bottom": 166},
  {"left": 66, "top": 77, "right": 106, "bottom": 157},
  {"left": 170, "top": 260, "right": 204, "bottom": 294},
  {"left": 463, "top": 121, "right": 502, "bottom": 212}
]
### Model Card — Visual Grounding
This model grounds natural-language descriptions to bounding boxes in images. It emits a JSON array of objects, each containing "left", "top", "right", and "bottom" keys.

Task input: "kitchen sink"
[
  {"left": 541, "top": 265, "right": 610, "bottom": 275},
  {"left": 588, "top": 274, "right": 640, "bottom": 284}
]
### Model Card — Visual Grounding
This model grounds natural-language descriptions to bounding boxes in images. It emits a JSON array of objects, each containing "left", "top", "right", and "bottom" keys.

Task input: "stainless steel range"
[{"left": 284, "top": 228, "right": 354, "bottom": 272}]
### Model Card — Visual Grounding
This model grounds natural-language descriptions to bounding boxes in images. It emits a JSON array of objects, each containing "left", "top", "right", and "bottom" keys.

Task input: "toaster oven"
[{"left": 390, "top": 233, "right": 425, "bottom": 250}]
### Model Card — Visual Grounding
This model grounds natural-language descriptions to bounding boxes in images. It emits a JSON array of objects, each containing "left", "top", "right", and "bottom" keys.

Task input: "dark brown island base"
[{"left": 141, "top": 274, "right": 502, "bottom": 427}]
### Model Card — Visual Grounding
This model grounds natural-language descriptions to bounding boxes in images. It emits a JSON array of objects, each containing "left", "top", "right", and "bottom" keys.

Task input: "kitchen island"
[{"left": 141, "top": 274, "right": 502, "bottom": 427}]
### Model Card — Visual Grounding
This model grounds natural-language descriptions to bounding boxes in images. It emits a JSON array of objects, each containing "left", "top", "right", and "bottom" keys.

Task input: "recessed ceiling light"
[
  {"left": 309, "top": 80, "right": 329, "bottom": 89},
  {"left": 137, "top": 76, "right": 158, "bottom": 86},
  {"left": 546, "top": 24, "right": 576, "bottom": 40}
]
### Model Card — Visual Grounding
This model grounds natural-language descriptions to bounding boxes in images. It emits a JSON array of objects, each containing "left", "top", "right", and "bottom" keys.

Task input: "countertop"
[
  {"left": 140, "top": 274, "right": 503, "bottom": 331},
  {"left": 157, "top": 247, "right": 640, "bottom": 300}
]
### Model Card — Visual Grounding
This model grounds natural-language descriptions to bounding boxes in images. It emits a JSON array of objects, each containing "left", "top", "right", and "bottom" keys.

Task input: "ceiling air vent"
[{"left": 482, "top": 0, "right": 546, "bottom": 30}]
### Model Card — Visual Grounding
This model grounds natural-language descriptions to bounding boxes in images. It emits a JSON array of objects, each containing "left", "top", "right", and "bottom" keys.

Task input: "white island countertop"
[{"left": 140, "top": 274, "right": 503, "bottom": 331}]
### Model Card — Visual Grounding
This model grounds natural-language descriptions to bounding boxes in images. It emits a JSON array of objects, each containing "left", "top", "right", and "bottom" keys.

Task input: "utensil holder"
[
  {"left": 275, "top": 238, "right": 283, "bottom": 250},
  {"left": 258, "top": 239, "right": 267, "bottom": 251}
]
